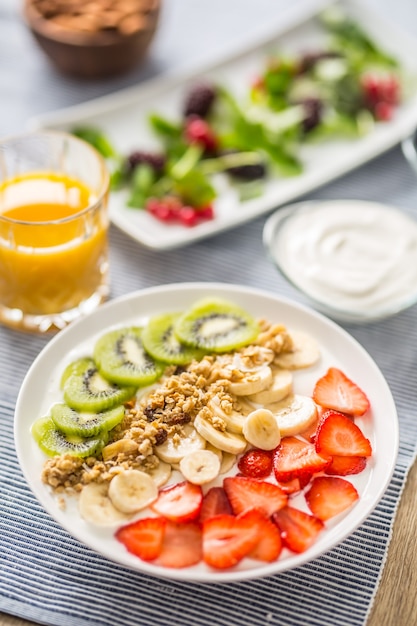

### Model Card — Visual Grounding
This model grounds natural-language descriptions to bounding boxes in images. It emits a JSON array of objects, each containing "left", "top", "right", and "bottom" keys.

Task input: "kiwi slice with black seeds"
[
  {"left": 174, "top": 298, "right": 259, "bottom": 353},
  {"left": 142, "top": 312, "right": 206, "bottom": 365},
  {"left": 50, "top": 403, "right": 125, "bottom": 437},
  {"left": 62, "top": 357, "right": 136, "bottom": 412},
  {"left": 31, "top": 416, "right": 106, "bottom": 458},
  {"left": 93, "top": 326, "right": 165, "bottom": 387}
]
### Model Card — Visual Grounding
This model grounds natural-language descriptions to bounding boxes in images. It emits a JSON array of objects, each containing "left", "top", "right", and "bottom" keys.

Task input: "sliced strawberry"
[
  {"left": 315, "top": 411, "right": 372, "bottom": 457},
  {"left": 158, "top": 521, "right": 202, "bottom": 568},
  {"left": 312, "top": 367, "right": 370, "bottom": 416},
  {"left": 202, "top": 513, "right": 259, "bottom": 569},
  {"left": 237, "top": 448, "right": 273, "bottom": 479},
  {"left": 325, "top": 455, "right": 367, "bottom": 476},
  {"left": 115, "top": 517, "right": 166, "bottom": 561},
  {"left": 305, "top": 476, "right": 359, "bottom": 521},
  {"left": 272, "top": 506, "right": 324, "bottom": 553},
  {"left": 223, "top": 476, "right": 287, "bottom": 517},
  {"left": 273, "top": 436, "right": 330, "bottom": 482},
  {"left": 298, "top": 412, "right": 321, "bottom": 442},
  {"left": 242, "top": 509, "right": 282, "bottom": 562},
  {"left": 276, "top": 472, "right": 313, "bottom": 494},
  {"left": 151, "top": 481, "right": 203, "bottom": 523},
  {"left": 199, "top": 486, "right": 232, "bottom": 523}
]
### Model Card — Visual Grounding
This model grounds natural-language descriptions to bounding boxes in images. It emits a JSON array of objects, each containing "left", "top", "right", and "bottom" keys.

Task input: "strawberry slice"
[
  {"left": 202, "top": 513, "right": 259, "bottom": 569},
  {"left": 276, "top": 473, "right": 313, "bottom": 494},
  {"left": 305, "top": 476, "right": 359, "bottom": 521},
  {"left": 151, "top": 481, "right": 203, "bottom": 523},
  {"left": 325, "top": 455, "right": 367, "bottom": 476},
  {"left": 158, "top": 521, "right": 202, "bottom": 568},
  {"left": 242, "top": 509, "right": 282, "bottom": 562},
  {"left": 273, "top": 436, "right": 330, "bottom": 482},
  {"left": 272, "top": 506, "right": 324, "bottom": 553},
  {"left": 315, "top": 411, "right": 372, "bottom": 457},
  {"left": 237, "top": 448, "right": 273, "bottom": 479},
  {"left": 115, "top": 517, "right": 166, "bottom": 561},
  {"left": 223, "top": 476, "right": 288, "bottom": 517},
  {"left": 312, "top": 367, "right": 370, "bottom": 416},
  {"left": 199, "top": 486, "right": 233, "bottom": 523}
]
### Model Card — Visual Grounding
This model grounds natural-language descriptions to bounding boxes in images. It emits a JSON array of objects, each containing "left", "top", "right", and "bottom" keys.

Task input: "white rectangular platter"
[{"left": 30, "top": 0, "right": 417, "bottom": 251}]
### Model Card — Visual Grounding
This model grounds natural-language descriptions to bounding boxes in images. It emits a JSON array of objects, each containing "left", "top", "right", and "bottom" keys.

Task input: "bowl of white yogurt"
[{"left": 263, "top": 199, "right": 417, "bottom": 323}]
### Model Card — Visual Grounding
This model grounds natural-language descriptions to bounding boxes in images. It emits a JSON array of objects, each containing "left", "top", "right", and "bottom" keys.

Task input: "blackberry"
[
  {"left": 127, "top": 151, "right": 166, "bottom": 174},
  {"left": 183, "top": 83, "right": 217, "bottom": 119},
  {"left": 300, "top": 98, "right": 323, "bottom": 133},
  {"left": 298, "top": 50, "right": 342, "bottom": 74},
  {"left": 226, "top": 161, "right": 267, "bottom": 181}
]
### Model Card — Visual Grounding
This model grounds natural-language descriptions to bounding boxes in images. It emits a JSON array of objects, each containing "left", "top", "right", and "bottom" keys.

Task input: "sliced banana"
[
  {"left": 179, "top": 450, "right": 221, "bottom": 485},
  {"left": 228, "top": 365, "right": 273, "bottom": 395},
  {"left": 247, "top": 368, "right": 293, "bottom": 404},
  {"left": 208, "top": 397, "right": 246, "bottom": 434},
  {"left": 205, "top": 442, "right": 223, "bottom": 463},
  {"left": 243, "top": 408, "right": 281, "bottom": 451},
  {"left": 194, "top": 414, "right": 247, "bottom": 455},
  {"left": 108, "top": 469, "right": 158, "bottom": 514},
  {"left": 265, "top": 394, "right": 317, "bottom": 437},
  {"left": 102, "top": 438, "right": 138, "bottom": 462},
  {"left": 154, "top": 423, "right": 206, "bottom": 464},
  {"left": 273, "top": 331, "right": 320, "bottom": 370},
  {"left": 79, "top": 482, "right": 130, "bottom": 526},
  {"left": 219, "top": 451, "right": 236, "bottom": 475},
  {"left": 146, "top": 460, "right": 172, "bottom": 487}
]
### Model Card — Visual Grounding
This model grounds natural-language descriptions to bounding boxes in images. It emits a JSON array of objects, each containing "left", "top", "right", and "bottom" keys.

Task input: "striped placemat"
[{"left": 1, "top": 144, "right": 417, "bottom": 626}]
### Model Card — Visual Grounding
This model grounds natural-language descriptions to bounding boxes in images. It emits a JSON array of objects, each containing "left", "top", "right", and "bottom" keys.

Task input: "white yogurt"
[{"left": 268, "top": 200, "right": 417, "bottom": 319}]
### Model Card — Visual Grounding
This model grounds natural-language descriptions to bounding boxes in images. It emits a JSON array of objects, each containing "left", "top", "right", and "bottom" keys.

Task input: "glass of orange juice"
[{"left": 0, "top": 131, "right": 110, "bottom": 332}]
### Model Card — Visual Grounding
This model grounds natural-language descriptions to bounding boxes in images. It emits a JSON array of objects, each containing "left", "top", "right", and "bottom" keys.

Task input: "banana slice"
[
  {"left": 194, "top": 414, "right": 247, "bottom": 455},
  {"left": 205, "top": 442, "right": 223, "bottom": 463},
  {"left": 79, "top": 482, "right": 130, "bottom": 526},
  {"left": 247, "top": 368, "right": 293, "bottom": 404},
  {"left": 265, "top": 394, "right": 318, "bottom": 437},
  {"left": 274, "top": 331, "right": 320, "bottom": 370},
  {"left": 108, "top": 469, "right": 158, "bottom": 514},
  {"left": 179, "top": 450, "right": 221, "bottom": 485},
  {"left": 102, "top": 438, "right": 138, "bottom": 461},
  {"left": 146, "top": 460, "right": 172, "bottom": 487},
  {"left": 154, "top": 423, "right": 206, "bottom": 464},
  {"left": 219, "top": 451, "right": 236, "bottom": 475},
  {"left": 208, "top": 397, "right": 246, "bottom": 434},
  {"left": 243, "top": 408, "right": 281, "bottom": 451},
  {"left": 228, "top": 365, "right": 273, "bottom": 395}
]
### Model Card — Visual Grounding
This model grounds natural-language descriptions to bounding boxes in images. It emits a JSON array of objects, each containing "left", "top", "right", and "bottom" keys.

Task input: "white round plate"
[{"left": 14, "top": 282, "right": 398, "bottom": 582}]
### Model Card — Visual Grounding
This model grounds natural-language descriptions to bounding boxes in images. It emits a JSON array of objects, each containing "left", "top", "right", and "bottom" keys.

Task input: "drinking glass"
[{"left": 0, "top": 131, "right": 110, "bottom": 332}]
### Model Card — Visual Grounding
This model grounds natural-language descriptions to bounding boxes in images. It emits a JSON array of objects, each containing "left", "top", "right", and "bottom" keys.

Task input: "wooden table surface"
[{"left": 1, "top": 459, "right": 416, "bottom": 626}]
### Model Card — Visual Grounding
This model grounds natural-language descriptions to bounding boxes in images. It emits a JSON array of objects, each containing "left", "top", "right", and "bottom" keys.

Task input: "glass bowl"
[{"left": 263, "top": 199, "right": 417, "bottom": 324}]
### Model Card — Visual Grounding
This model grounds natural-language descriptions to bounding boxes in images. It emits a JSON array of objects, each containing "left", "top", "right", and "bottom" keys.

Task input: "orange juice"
[{"left": 0, "top": 171, "right": 109, "bottom": 327}]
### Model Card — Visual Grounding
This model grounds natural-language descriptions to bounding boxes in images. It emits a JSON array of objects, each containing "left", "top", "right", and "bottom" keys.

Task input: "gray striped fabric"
[{"left": 2, "top": 1, "right": 417, "bottom": 625}]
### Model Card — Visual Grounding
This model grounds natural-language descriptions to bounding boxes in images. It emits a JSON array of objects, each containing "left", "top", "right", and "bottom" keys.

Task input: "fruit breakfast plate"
[
  {"left": 29, "top": 0, "right": 417, "bottom": 250},
  {"left": 14, "top": 282, "right": 398, "bottom": 582}
]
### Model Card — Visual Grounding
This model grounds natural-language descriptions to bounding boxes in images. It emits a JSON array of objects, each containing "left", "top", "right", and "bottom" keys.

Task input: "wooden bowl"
[{"left": 23, "top": 0, "right": 161, "bottom": 79}]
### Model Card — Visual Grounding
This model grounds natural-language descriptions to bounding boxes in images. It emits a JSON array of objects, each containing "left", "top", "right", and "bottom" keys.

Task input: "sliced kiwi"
[
  {"left": 62, "top": 357, "right": 137, "bottom": 412},
  {"left": 31, "top": 416, "right": 106, "bottom": 458},
  {"left": 50, "top": 403, "right": 125, "bottom": 437},
  {"left": 142, "top": 312, "right": 206, "bottom": 365},
  {"left": 174, "top": 298, "right": 259, "bottom": 353},
  {"left": 93, "top": 326, "right": 165, "bottom": 386}
]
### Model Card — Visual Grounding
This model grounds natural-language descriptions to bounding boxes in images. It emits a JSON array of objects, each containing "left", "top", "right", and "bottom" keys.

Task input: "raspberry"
[
  {"left": 374, "top": 101, "right": 394, "bottom": 121},
  {"left": 183, "top": 83, "right": 217, "bottom": 118},
  {"left": 146, "top": 197, "right": 215, "bottom": 227},
  {"left": 127, "top": 151, "right": 166, "bottom": 174},
  {"left": 184, "top": 117, "right": 218, "bottom": 153}
]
